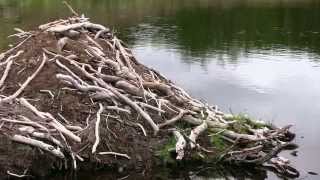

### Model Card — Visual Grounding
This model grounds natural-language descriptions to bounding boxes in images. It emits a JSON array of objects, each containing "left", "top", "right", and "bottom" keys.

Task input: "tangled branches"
[{"left": 0, "top": 13, "right": 298, "bottom": 178}]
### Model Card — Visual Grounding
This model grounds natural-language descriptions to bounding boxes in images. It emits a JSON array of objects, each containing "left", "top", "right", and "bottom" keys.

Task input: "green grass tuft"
[{"left": 155, "top": 136, "right": 177, "bottom": 164}]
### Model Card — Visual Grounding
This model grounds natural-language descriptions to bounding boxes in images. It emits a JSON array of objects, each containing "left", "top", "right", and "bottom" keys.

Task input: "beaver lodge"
[{"left": 0, "top": 6, "right": 299, "bottom": 179}]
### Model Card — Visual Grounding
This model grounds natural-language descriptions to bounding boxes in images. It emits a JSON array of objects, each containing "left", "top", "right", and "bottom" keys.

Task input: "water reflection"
[
  {"left": 127, "top": 3, "right": 320, "bottom": 64},
  {"left": 1, "top": 0, "right": 320, "bottom": 179}
]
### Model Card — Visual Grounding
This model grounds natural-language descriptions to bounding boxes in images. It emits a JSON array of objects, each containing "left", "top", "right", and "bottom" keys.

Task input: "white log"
[
  {"left": 18, "top": 126, "right": 63, "bottom": 148},
  {"left": 11, "top": 135, "right": 65, "bottom": 158},
  {"left": 94, "top": 29, "right": 108, "bottom": 39},
  {"left": 173, "top": 130, "right": 187, "bottom": 160},
  {"left": 66, "top": 125, "right": 83, "bottom": 131},
  {"left": 47, "top": 22, "right": 107, "bottom": 33},
  {"left": 189, "top": 120, "right": 208, "bottom": 149},
  {"left": 92, "top": 103, "right": 104, "bottom": 154}
]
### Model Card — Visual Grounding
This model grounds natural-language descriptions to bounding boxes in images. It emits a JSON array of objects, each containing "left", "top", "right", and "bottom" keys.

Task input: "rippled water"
[{"left": 1, "top": 0, "right": 320, "bottom": 179}]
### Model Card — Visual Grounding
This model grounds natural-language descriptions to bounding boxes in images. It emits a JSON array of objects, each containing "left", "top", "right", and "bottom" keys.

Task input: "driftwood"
[
  {"left": 0, "top": 10, "right": 299, "bottom": 178},
  {"left": 11, "top": 135, "right": 65, "bottom": 159}
]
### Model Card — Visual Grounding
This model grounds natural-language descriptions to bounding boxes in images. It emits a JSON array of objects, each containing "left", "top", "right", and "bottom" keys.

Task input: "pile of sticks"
[{"left": 0, "top": 11, "right": 298, "bottom": 178}]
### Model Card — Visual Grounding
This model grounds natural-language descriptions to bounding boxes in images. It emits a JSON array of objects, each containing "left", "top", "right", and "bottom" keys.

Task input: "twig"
[
  {"left": 55, "top": 57, "right": 159, "bottom": 133},
  {"left": 0, "top": 53, "right": 46, "bottom": 103},
  {"left": 158, "top": 110, "right": 186, "bottom": 128},
  {"left": 0, "top": 60, "right": 13, "bottom": 88},
  {"left": 58, "top": 131, "right": 77, "bottom": 170},
  {"left": 57, "top": 113, "right": 70, "bottom": 124},
  {"left": 98, "top": 152, "right": 131, "bottom": 160},
  {"left": 19, "top": 98, "right": 81, "bottom": 143},
  {"left": 136, "top": 123, "right": 147, "bottom": 137},
  {"left": 0, "top": 50, "right": 24, "bottom": 66},
  {"left": 1, "top": 118, "right": 48, "bottom": 132},
  {"left": 39, "top": 90, "right": 55, "bottom": 100},
  {"left": 18, "top": 126, "right": 63, "bottom": 148},
  {"left": 11, "top": 135, "right": 65, "bottom": 158},
  {"left": 106, "top": 106, "right": 131, "bottom": 114},
  {"left": 92, "top": 103, "right": 104, "bottom": 153},
  {"left": 137, "top": 102, "right": 165, "bottom": 113},
  {"left": 7, "top": 170, "right": 32, "bottom": 178},
  {"left": 63, "top": 1, "right": 79, "bottom": 17},
  {"left": 0, "top": 35, "right": 31, "bottom": 59}
]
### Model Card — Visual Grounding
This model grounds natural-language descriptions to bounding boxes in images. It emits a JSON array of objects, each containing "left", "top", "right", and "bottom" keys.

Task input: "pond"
[{"left": 0, "top": 0, "right": 320, "bottom": 179}]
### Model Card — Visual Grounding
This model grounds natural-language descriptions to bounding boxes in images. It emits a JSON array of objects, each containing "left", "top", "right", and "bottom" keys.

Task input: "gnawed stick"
[
  {"left": 98, "top": 151, "right": 131, "bottom": 160},
  {"left": 57, "top": 57, "right": 159, "bottom": 133},
  {"left": 0, "top": 53, "right": 46, "bottom": 103},
  {"left": 0, "top": 50, "right": 24, "bottom": 66},
  {"left": 107, "top": 86, "right": 159, "bottom": 134},
  {"left": 58, "top": 131, "right": 77, "bottom": 170},
  {"left": 39, "top": 90, "right": 55, "bottom": 100},
  {"left": 19, "top": 98, "right": 81, "bottom": 143},
  {"left": 7, "top": 170, "right": 32, "bottom": 178},
  {"left": 173, "top": 130, "right": 187, "bottom": 160},
  {"left": 47, "top": 22, "right": 108, "bottom": 33},
  {"left": 0, "top": 60, "right": 13, "bottom": 88},
  {"left": 159, "top": 110, "right": 186, "bottom": 128},
  {"left": 55, "top": 59, "right": 89, "bottom": 86},
  {"left": 1, "top": 117, "right": 48, "bottom": 132},
  {"left": 86, "top": 34, "right": 103, "bottom": 50},
  {"left": 11, "top": 135, "right": 65, "bottom": 159},
  {"left": 18, "top": 126, "right": 63, "bottom": 148},
  {"left": 57, "top": 37, "right": 69, "bottom": 52},
  {"left": 136, "top": 123, "right": 147, "bottom": 137},
  {"left": 66, "top": 125, "right": 83, "bottom": 131},
  {"left": 137, "top": 102, "right": 165, "bottom": 113},
  {"left": 114, "top": 37, "right": 133, "bottom": 70},
  {"left": 0, "top": 35, "right": 31, "bottom": 59},
  {"left": 38, "top": 19, "right": 68, "bottom": 30},
  {"left": 183, "top": 115, "right": 228, "bottom": 129},
  {"left": 62, "top": 1, "right": 79, "bottom": 17},
  {"left": 106, "top": 106, "right": 131, "bottom": 114},
  {"left": 56, "top": 74, "right": 115, "bottom": 100},
  {"left": 94, "top": 29, "right": 109, "bottom": 39},
  {"left": 189, "top": 120, "right": 208, "bottom": 149},
  {"left": 92, "top": 103, "right": 104, "bottom": 154}
]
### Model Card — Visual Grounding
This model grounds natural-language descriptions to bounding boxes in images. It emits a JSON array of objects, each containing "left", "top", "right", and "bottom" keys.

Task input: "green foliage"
[
  {"left": 225, "top": 114, "right": 270, "bottom": 133},
  {"left": 155, "top": 136, "right": 176, "bottom": 164},
  {"left": 210, "top": 134, "right": 227, "bottom": 151}
]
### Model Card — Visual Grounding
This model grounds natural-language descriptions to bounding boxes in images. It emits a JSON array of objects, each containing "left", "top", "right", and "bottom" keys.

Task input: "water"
[{"left": 1, "top": 0, "right": 320, "bottom": 179}]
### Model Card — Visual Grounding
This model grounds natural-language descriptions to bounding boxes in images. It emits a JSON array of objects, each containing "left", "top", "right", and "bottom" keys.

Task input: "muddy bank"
[{"left": 0, "top": 7, "right": 298, "bottom": 179}]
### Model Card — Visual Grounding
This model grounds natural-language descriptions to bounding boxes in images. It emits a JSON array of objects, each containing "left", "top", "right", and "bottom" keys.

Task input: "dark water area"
[{"left": 1, "top": 0, "right": 320, "bottom": 179}]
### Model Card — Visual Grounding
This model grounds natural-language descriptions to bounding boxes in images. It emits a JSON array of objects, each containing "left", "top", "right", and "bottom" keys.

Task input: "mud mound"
[{"left": 0, "top": 11, "right": 298, "bottom": 179}]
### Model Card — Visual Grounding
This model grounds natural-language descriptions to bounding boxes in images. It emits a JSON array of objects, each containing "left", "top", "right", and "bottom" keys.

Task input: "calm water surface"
[{"left": 1, "top": 0, "right": 320, "bottom": 179}]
